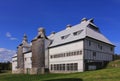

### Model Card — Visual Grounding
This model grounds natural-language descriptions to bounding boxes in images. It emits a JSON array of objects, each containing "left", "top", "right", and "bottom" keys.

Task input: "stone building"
[{"left": 12, "top": 18, "right": 115, "bottom": 74}]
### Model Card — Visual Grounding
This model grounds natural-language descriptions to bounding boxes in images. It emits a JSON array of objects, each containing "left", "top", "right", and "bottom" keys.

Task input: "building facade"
[{"left": 12, "top": 18, "right": 114, "bottom": 74}]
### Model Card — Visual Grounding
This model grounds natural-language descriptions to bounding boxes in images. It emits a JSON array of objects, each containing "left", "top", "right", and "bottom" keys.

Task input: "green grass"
[
  {"left": 1, "top": 60, "right": 120, "bottom": 81},
  {"left": 107, "top": 60, "right": 120, "bottom": 68},
  {"left": 0, "top": 68, "right": 120, "bottom": 81}
]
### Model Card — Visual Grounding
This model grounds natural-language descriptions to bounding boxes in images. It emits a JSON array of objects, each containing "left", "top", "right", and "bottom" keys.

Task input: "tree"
[{"left": 113, "top": 54, "right": 120, "bottom": 60}]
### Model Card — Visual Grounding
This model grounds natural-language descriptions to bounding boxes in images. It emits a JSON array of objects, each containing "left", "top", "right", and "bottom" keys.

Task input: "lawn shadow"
[
  {"left": 0, "top": 70, "right": 8, "bottom": 74},
  {"left": 44, "top": 78, "right": 82, "bottom": 81}
]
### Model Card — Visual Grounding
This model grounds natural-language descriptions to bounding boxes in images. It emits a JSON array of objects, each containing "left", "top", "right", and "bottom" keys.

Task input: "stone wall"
[
  {"left": 32, "top": 38, "right": 45, "bottom": 74},
  {"left": 17, "top": 45, "right": 24, "bottom": 73}
]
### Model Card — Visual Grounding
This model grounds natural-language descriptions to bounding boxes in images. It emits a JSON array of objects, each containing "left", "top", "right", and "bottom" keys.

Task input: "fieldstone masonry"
[
  {"left": 31, "top": 28, "right": 47, "bottom": 74},
  {"left": 17, "top": 45, "right": 24, "bottom": 73}
]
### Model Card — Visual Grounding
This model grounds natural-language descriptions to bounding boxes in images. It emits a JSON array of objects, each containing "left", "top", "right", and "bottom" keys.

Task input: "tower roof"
[
  {"left": 22, "top": 33, "right": 28, "bottom": 44},
  {"left": 21, "top": 34, "right": 30, "bottom": 47}
]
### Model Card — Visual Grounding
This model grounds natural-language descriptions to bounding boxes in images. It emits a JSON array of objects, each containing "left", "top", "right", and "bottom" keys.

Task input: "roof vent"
[
  {"left": 51, "top": 31, "right": 56, "bottom": 34},
  {"left": 66, "top": 24, "right": 72, "bottom": 30},
  {"left": 81, "top": 18, "right": 87, "bottom": 23},
  {"left": 49, "top": 31, "right": 56, "bottom": 38}
]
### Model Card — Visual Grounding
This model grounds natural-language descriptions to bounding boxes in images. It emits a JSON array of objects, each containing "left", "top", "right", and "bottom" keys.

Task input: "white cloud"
[
  {"left": 10, "top": 37, "right": 18, "bottom": 40},
  {"left": 0, "top": 48, "right": 16, "bottom": 62},
  {"left": 6, "top": 32, "right": 12, "bottom": 37},
  {"left": 6, "top": 32, "right": 18, "bottom": 41}
]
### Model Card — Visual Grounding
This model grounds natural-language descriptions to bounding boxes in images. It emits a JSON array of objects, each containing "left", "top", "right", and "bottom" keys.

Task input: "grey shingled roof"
[{"left": 48, "top": 18, "right": 114, "bottom": 47}]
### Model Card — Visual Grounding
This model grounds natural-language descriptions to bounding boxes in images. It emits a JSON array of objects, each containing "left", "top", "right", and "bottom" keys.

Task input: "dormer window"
[
  {"left": 73, "top": 30, "right": 83, "bottom": 36},
  {"left": 87, "top": 24, "right": 100, "bottom": 32},
  {"left": 61, "top": 34, "right": 70, "bottom": 40}
]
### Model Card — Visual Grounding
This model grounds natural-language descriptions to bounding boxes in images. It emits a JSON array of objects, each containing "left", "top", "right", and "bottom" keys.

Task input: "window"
[
  {"left": 50, "top": 55, "right": 53, "bottom": 59},
  {"left": 30, "top": 57, "right": 32, "bottom": 60},
  {"left": 93, "top": 52, "right": 96, "bottom": 56},
  {"left": 98, "top": 44, "right": 100, "bottom": 48},
  {"left": 60, "top": 64, "right": 62, "bottom": 70},
  {"left": 51, "top": 63, "right": 78, "bottom": 71},
  {"left": 77, "top": 51, "right": 80, "bottom": 55},
  {"left": 51, "top": 64, "right": 53, "bottom": 70},
  {"left": 67, "top": 64, "right": 70, "bottom": 71},
  {"left": 73, "top": 63, "right": 78, "bottom": 70},
  {"left": 70, "top": 63, "right": 74, "bottom": 71},
  {"left": 57, "top": 64, "right": 59, "bottom": 70},
  {"left": 110, "top": 47, "right": 113, "bottom": 51},
  {"left": 63, "top": 53, "right": 66, "bottom": 57},
  {"left": 98, "top": 44, "right": 102, "bottom": 50},
  {"left": 73, "top": 29, "right": 83, "bottom": 36},
  {"left": 50, "top": 50, "right": 82, "bottom": 59},
  {"left": 61, "top": 34, "right": 70, "bottom": 39},
  {"left": 88, "top": 41, "right": 91, "bottom": 46},
  {"left": 93, "top": 52, "right": 96, "bottom": 60},
  {"left": 80, "top": 50, "right": 82, "bottom": 55},
  {"left": 63, "top": 64, "right": 65, "bottom": 70},
  {"left": 66, "top": 53, "right": 69, "bottom": 56},
  {"left": 24, "top": 58, "right": 27, "bottom": 61},
  {"left": 100, "top": 46, "right": 102, "bottom": 50},
  {"left": 54, "top": 64, "right": 57, "bottom": 70},
  {"left": 73, "top": 51, "right": 76, "bottom": 55}
]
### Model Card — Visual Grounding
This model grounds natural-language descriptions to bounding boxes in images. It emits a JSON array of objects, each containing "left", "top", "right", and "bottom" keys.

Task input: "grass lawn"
[{"left": 0, "top": 68, "right": 120, "bottom": 81}]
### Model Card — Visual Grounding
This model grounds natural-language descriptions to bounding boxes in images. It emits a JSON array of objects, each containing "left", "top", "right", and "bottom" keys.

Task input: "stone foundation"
[
  {"left": 30, "top": 67, "right": 45, "bottom": 74},
  {"left": 12, "top": 68, "right": 24, "bottom": 74}
]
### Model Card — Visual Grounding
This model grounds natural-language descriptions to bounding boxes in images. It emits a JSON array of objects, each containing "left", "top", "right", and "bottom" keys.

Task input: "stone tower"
[
  {"left": 17, "top": 44, "right": 24, "bottom": 73},
  {"left": 31, "top": 27, "right": 48, "bottom": 74},
  {"left": 17, "top": 34, "right": 30, "bottom": 73}
]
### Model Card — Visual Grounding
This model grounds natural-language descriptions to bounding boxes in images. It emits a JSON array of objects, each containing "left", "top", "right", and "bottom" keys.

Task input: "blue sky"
[{"left": 0, "top": 0, "right": 120, "bottom": 61}]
